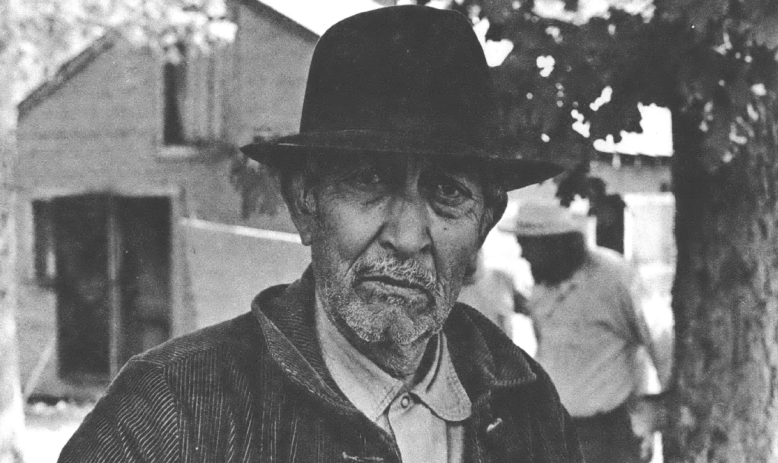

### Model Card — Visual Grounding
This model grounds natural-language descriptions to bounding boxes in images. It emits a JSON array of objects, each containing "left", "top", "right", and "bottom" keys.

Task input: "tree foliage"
[
  {"left": 4, "top": 0, "right": 235, "bottom": 108},
  {"left": 455, "top": 0, "right": 777, "bottom": 188}
]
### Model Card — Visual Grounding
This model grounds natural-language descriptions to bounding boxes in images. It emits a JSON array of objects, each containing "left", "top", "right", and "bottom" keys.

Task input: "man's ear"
[
  {"left": 283, "top": 172, "right": 318, "bottom": 246},
  {"left": 478, "top": 192, "right": 508, "bottom": 245}
]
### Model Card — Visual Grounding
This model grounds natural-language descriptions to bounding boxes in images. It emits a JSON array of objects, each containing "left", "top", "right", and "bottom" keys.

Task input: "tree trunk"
[
  {"left": 0, "top": 168, "right": 23, "bottom": 463},
  {"left": 666, "top": 97, "right": 778, "bottom": 461},
  {"left": 0, "top": 0, "right": 25, "bottom": 460}
]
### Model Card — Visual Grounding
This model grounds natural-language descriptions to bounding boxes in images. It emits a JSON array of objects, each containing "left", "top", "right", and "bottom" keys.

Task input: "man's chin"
[
  {"left": 341, "top": 301, "right": 436, "bottom": 345},
  {"left": 323, "top": 283, "right": 443, "bottom": 346},
  {"left": 350, "top": 319, "right": 434, "bottom": 347}
]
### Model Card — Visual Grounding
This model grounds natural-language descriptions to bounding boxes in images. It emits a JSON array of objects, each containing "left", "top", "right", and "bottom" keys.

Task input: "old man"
[{"left": 59, "top": 6, "right": 582, "bottom": 462}]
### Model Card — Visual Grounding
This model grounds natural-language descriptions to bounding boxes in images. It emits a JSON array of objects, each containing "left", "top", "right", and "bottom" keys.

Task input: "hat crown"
[
  {"left": 506, "top": 201, "right": 588, "bottom": 236},
  {"left": 300, "top": 6, "right": 493, "bottom": 145}
]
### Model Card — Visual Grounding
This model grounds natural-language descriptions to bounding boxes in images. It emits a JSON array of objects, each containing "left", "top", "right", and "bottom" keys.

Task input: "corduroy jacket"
[{"left": 59, "top": 270, "right": 583, "bottom": 462}]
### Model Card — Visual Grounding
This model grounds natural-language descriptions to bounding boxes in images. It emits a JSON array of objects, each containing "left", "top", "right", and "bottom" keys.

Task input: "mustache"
[{"left": 353, "top": 257, "right": 436, "bottom": 293}]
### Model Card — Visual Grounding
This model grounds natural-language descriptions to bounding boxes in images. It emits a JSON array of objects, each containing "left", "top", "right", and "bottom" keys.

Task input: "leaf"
[
  {"left": 481, "top": 0, "right": 518, "bottom": 24},
  {"left": 564, "top": 0, "right": 579, "bottom": 12},
  {"left": 540, "top": 125, "right": 592, "bottom": 168},
  {"left": 751, "top": 15, "right": 778, "bottom": 49},
  {"left": 229, "top": 153, "right": 283, "bottom": 218},
  {"left": 677, "top": 45, "right": 726, "bottom": 106},
  {"left": 748, "top": 47, "right": 778, "bottom": 92},
  {"left": 588, "top": 91, "right": 642, "bottom": 142},
  {"left": 656, "top": 0, "right": 729, "bottom": 35},
  {"left": 504, "top": 16, "right": 556, "bottom": 50},
  {"left": 492, "top": 52, "right": 539, "bottom": 96},
  {"left": 728, "top": 70, "right": 752, "bottom": 113},
  {"left": 698, "top": 102, "right": 734, "bottom": 173}
]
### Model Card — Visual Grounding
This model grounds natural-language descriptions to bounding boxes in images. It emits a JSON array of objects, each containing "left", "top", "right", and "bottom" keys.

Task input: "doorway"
[{"left": 40, "top": 194, "right": 173, "bottom": 381}]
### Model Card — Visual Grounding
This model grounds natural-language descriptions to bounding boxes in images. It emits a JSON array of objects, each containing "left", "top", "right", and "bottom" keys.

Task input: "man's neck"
[
  {"left": 343, "top": 327, "right": 433, "bottom": 388},
  {"left": 368, "top": 336, "right": 438, "bottom": 388}
]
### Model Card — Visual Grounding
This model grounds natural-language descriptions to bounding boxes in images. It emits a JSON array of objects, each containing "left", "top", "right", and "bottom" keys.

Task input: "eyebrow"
[{"left": 426, "top": 158, "right": 488, "bottom": 184}]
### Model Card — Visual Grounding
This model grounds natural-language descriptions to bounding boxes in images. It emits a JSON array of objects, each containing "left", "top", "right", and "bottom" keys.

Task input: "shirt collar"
[
  {"left": 410, "top": 331, "right": 472, "bottom": 421},
  {"left": 315, "top": 295, "right": 471, "bottom": 423}
]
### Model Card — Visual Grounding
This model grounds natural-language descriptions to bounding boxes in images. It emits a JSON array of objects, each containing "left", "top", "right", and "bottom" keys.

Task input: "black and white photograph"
[{"left": 0, "top": 0, "right": 775, "bottom": 461}]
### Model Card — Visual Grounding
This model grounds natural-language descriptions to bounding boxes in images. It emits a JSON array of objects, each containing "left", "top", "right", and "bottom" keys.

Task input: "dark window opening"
[
  {"left": 43, "top": 194, "right": 173, "bottom": 382},
  {"left": 116, "top": 197, "right": 172, "bottom": 366},
  {"left": 163, "top": 43, "right": 187, "bottom": 145},
  {"left": 33, "top": 200, "right": 56, "bottom": 285},
  {"left": 54, "top": 195, "right": 112, "bottom": 379}
]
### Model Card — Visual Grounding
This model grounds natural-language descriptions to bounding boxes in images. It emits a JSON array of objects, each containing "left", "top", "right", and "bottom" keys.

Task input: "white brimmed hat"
[{"left": 500, "top": 200, "right": 589, "bottom": 236}]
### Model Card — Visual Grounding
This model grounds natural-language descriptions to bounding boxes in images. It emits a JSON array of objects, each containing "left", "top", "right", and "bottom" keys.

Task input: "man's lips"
[{"left": 357, "top": 275, "right": 429, "bottom": 293}]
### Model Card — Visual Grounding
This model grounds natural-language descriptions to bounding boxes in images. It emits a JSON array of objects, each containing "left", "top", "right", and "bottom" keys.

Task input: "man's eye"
[
  {"left": 428, "top": 175, "right": 475, "bottom": 208},
  {"left": 346, "top": 167, "right": 387, "bottom": 188},
  {"left": 435, "top": 180, "right": 465, "bottom": 199},
  {"left": 354, "top": 169, "right": 382, "bottom": 185}
]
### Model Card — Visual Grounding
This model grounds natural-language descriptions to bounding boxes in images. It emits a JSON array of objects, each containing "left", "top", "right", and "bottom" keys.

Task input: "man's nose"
[{"left": 380, "top": 192, "right": 432, "bottom": 257}]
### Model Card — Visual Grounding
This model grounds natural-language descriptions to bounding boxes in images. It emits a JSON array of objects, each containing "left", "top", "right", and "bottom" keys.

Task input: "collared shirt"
[
  {"left": 527, "top": 246, "right": 666, "bottom": 418},
  {"left": 316, "top": 299, "right": 471, "bottom": 463}
]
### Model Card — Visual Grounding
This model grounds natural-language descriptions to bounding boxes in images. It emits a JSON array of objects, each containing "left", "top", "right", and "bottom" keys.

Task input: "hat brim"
[
  {"left": 499, "top": 223, "right": 582, "bottom": 235},
  {"left": 239, "top": 130, "right": 564, "bottom": 191},
  {"left": 500, "top": 215, "right": 590, "bottom": 236}
]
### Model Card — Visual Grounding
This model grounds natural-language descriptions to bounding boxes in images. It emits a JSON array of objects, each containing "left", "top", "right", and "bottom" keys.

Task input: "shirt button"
[{"left": 400, "top": 395, "right": 410, "bottom": 408}]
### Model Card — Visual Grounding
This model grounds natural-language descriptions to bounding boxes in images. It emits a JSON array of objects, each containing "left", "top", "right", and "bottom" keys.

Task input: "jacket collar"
[{"left": 251, "top": 267, "right": 537, "bottom": 410}]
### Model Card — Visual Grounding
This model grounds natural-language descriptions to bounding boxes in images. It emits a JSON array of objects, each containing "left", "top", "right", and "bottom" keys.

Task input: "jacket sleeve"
[
  {"left": 560, "top": 405, "right": 585, "bottom": 462},
  {"left": 58, "top": 359, "right": 180, "bottom": 463},
  {"left": 620, "top": 267, "right": 674, "bottom": 390},
  {"left": 532, "top": 360, "right": 585, "bottom": 463}
]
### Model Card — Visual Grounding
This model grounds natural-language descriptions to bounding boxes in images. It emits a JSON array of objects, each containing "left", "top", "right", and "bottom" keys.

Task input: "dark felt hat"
[{"left": 239, "top": 5, "right": 563, "bottom": 190}]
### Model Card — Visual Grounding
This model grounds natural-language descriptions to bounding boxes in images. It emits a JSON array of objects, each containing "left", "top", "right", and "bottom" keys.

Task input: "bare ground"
[{"left": 21, "top": 400, "right": 93, "bottom": 463}]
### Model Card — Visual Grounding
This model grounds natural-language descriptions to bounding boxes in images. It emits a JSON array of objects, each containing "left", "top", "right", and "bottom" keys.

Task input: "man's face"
[
  {"left": 517, "top": 232, "right": 583, "bottom": 284},
  {"left": 300, "top": 153, "right": 490, "bottom": 349}
]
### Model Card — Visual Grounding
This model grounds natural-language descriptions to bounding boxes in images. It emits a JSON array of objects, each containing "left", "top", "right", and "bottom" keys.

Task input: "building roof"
[
  {"left": 18, "top": 32, "right": 117, "bottom": 121},
  {"left": 18, "top": 0, "right": 385, "bottom": 120}
]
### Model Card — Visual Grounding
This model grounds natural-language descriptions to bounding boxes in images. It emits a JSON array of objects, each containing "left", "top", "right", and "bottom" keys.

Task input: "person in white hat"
[{"left": 503, "top": 200, "right": 669, "bottom": 463}]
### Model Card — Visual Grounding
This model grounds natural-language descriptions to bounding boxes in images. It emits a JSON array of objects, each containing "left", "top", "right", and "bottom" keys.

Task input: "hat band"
[{"left": 300, "top": 108, "right": 486, "bottom": 147}]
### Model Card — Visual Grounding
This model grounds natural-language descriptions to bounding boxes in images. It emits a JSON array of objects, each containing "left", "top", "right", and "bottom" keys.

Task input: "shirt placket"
[{"left": 386, "top": 392, "right": 448, "bottom": 463}]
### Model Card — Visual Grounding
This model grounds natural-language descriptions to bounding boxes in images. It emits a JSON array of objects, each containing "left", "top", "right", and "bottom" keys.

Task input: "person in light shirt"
[{"left": 504, "top": 200, "right": 669, "bottom": 463}]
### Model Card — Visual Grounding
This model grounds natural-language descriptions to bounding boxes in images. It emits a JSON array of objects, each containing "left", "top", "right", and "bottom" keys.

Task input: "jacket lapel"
[
  {"left": 251, "top": 268, "right": 354, "bottom": 411},
  {"left": 444, "top": 309, "right": 539, "bottom": 463}
]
